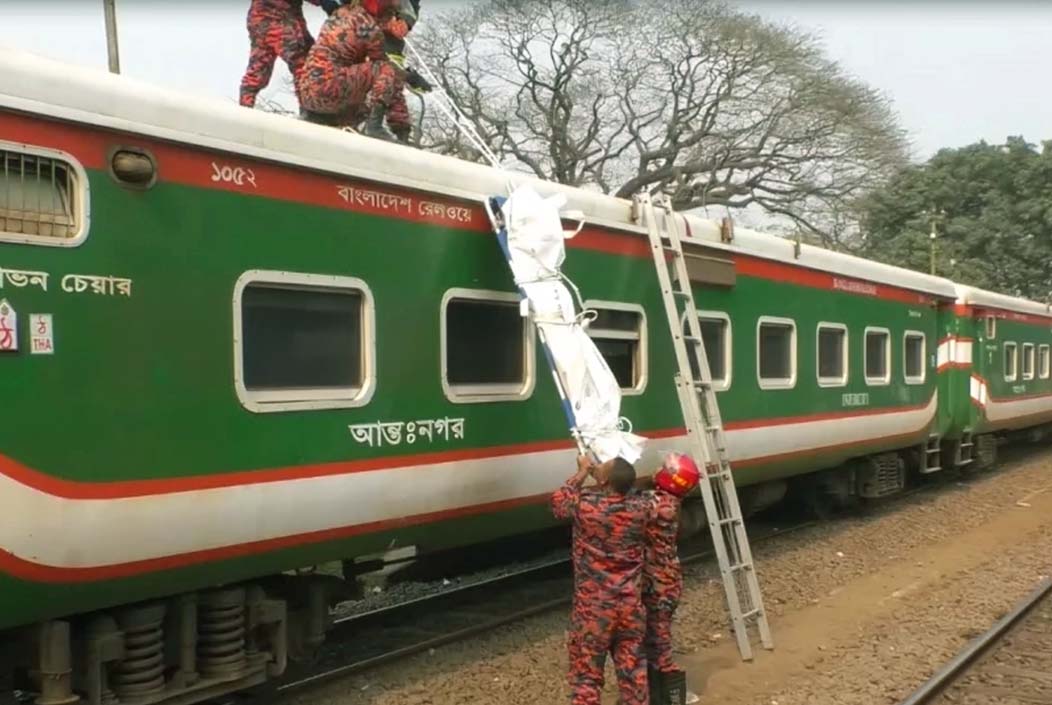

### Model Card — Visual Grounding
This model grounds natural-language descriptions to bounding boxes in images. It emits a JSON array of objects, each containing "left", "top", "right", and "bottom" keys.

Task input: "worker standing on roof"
[
  {"left": 296, "top": 0, "right": 427, "bottom": 142},
  {"left": 239, "top": 0, "right": 342, "bottom": 108},
  {"left": 552, "top": 454, "right": 649, "bottom": 705},
  {"left": 640, "top": 452, "right": 702, "bottom": 704}
]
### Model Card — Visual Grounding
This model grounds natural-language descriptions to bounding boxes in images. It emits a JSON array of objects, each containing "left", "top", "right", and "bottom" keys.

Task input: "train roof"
[
  {"left": 0, "top": 47, "right": 962, "bottom": 300},
  {"left": 955, "top": 285, "right": 1052, "bottom": 319}
]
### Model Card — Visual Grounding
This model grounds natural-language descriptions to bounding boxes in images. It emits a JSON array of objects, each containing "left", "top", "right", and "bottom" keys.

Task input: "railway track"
[
  {"left": 273, "top": 445, "right": 1047, "bottom": 698},
  {"left": 898, "top": 576, "right": 1052, "bottom": 705},
  {"left": 276, "top": 521, "right": 814, "bottom": 695}
]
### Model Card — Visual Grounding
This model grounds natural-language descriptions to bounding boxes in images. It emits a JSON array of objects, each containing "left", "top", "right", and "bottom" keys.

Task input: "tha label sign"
[{"left": 30, "top": 314, "right": 54, "bottom": 355}]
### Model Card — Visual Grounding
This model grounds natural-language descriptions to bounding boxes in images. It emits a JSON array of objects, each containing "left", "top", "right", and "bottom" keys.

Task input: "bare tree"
[{"left": 415, "top": 0, "right": 908, "bottom": 247}]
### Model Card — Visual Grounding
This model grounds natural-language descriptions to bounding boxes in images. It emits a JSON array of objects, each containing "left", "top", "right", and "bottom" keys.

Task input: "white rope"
[{"left": 404, "top": 38, "right": 504, "bottom": 173}]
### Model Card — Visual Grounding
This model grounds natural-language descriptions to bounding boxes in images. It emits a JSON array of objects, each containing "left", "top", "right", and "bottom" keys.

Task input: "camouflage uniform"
[
  {"left": 552, "top": 477, "right": 649, "bottom": 705},
  {"left": 295, "top": 3, "right": 410, "bottom": 132},
  {"left": 239, "top": 0, "right": 322, "bottom": 108},
  {"left": 642, "top": 489, "right": 683, "bottom": 673}
]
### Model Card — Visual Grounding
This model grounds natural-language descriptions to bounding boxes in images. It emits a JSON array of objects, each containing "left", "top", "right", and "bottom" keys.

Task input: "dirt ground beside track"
[{"left": 289, "top": 450, "right": 1052, "bottom": 705}]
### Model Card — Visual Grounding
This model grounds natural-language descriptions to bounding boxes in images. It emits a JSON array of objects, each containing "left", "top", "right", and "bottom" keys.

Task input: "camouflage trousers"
[
  {"left": 644, "top": 604, "right": 677, "bottom": 673},
  {"left": 568, "top": 598, "right": 648, "bottom": 705},
  {"left": 296, "top": 56, "right": 405, "bottom": 126},
  {"left": 239, "top": 14, "right": 314, "bottom": 107}
]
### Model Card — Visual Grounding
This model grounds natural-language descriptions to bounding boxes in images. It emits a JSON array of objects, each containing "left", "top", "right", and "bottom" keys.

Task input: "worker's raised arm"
[{"left": 551, "top": 454, "right": 593, "bottom": 519}]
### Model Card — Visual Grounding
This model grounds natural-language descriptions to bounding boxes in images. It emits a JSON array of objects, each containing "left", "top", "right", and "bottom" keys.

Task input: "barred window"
[
  {"left": 1, "top": 146, "right": 83, "bottom": 243},
  {"left": 1040, "top": 345, "right": 1050, "bottom": 380}
]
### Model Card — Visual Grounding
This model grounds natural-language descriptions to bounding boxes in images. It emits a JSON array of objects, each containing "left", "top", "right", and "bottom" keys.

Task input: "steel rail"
[
  {"left": 897, "top": 576, "right": 1052, "bottom": 705},
  {"left": 276, "top": 521, "right": 816, "bottom": 694}
]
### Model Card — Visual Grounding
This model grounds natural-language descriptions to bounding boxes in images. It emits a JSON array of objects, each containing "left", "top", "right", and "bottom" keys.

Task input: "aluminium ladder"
[{"left": 634, "top": 191, "right": 773, "bottom": 661}]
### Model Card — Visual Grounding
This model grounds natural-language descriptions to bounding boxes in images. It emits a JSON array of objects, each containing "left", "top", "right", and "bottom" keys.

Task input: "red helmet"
[
  {"left": 654, "top": 453, "right": 701, "bottom": 497},
  {"left": 362, "top": 0, "right": 397, "bottom": 17}
]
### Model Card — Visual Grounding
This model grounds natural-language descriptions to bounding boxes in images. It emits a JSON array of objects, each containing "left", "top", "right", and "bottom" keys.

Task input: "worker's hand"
[
  {"left": 406, "top": 68, "right": 433, "bottom": 94},
  {"left": 392, "top": 125, "right": 411, "bottom": 144},
  {"left": 320, "top": 0, "right": 341, "bottom": 15},
  {"left": 576, "top": 454, "right": 594, "bottom": 475}
]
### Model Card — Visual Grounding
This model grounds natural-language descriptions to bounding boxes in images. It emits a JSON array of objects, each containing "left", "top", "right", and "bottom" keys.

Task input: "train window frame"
[
  {"left": 864, "top": 327, "right": 892, "bottom": 386},
  {"left": 1040, "top": 345, "right": 1051, "bottom": 380},
  {"left": 681, "top": 310, "right": 732, "bottom": 391},
  {"left": 584, "top": 300, "right": 648, "bottom": 396},
  {"left": 232, "top": 270, "right": 377, "bottom": 413},
  {"left": 1022, "top": 343, "right": 1035, "bottom": 380},
  {"left": 816, "top": 322, "right": 849, "bottom": 388},
  {"left": 756, "top": 316, "right": 797, "bottom": 391},
  {"left": 441, "top": 288, "right": 536, "bottom": 404},
  {"left": 984, "top": 315, "right": 997, "bottom": 340},
  {"left": 903, "top": 331, "right": 927, "bottom": 385},
  {"left": 1003, "top": 342, "right": 1018, "bottom": 381},
  {"left": 0, "top": 141, "right": 91, "bottom": 247}
]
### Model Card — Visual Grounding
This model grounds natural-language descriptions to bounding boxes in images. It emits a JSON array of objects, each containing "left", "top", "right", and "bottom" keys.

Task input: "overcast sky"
[{"left": 3, "top": 1, "right": 1051, "bottom": 159}]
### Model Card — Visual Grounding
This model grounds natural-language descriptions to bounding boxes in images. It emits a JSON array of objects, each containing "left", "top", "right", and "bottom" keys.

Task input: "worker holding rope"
[
  {"left": 296, "top": 0, "right": 429, "bottom": 141},
  {"left": 552, "top": 454, "right": 650, "bottom": 705}
]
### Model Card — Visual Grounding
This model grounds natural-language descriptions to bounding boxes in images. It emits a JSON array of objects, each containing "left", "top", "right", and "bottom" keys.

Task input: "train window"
[
  {"left": 864, "top": 328, "right": 891, "bottom": 386},
  {"left": 1040, "top": 345, "right": 1051, "bottom": 379},
  {"left": 443, "top": 289, "right": 535, "bottom": 403},
  {"left": 985, "top": 316, "right": 997, "bottom": 340},
  {"left": 585, "top": 302, "right": 647, "bottom": 395},
  {"left": 1022, "top": 343, "right": 1035, "bottom": 380},
  {"left": 699, "top": 314, "right": 731, "bottom": 390},
  {"left": 816, "top": 323, "right": 848, "bottom": 387},
  {"left": 234, "top": 271, "right": 376, "bottom": 413},
  {"left": 0, "top": 143, "right": 89, "bottom": 246},
  {"left": 683, "top": 311, "right": 732, "bottom": 391},
  {"left": 757, "top": 317, "right": 796, "bottom": 389},
  {"left": 904, "top": 332, "right": 926, "bottom": 385},
  {"left": 1003, "top": 342, "right": 1018, "bottom": 381}
]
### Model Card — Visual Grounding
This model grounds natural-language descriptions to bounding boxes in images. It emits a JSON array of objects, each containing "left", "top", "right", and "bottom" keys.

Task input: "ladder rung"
[
  {"left": 959, "top": 442, "right": 975, "bottom": 449},
  {"left": 925, "top": 448, "right": 941, "bottom": 455},
  {"left": 672, "top": 290, "right": 692, "bottom": 299},
  {"left": 683, "top": 335, "right": 702, "bottom": 344},
  {"left": 717, "top": 517, "right": 742, "bottom": 527},
  {"left": 740, "top": 608, "right": 762, "bottom": 620}
]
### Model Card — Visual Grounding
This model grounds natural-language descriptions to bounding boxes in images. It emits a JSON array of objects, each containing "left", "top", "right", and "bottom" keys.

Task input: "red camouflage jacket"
[
  {"left": 642, "top": 488, "right": 682, "bottom": 605},
  {"left": 552, "top": 479, "right": 648, "bottom": 603}
]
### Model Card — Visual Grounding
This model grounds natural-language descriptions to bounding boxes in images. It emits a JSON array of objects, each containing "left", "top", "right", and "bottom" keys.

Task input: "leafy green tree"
[{"left": 859, "top": 137, "right": 1052, "bottom": 299}]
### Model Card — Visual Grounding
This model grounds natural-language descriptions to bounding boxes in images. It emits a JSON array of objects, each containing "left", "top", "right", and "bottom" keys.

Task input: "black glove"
[
  {"left": 406, "top": 68, "right": 432, "bottom": 94},
  {"left": 392, "top": 125, "right": 411, "bottom": 144},
  {"left": 320, "top": 0, "right": 341, "bottom": 15}
]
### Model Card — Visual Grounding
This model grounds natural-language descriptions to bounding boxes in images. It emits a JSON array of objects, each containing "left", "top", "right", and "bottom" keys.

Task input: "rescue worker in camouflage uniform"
[
  {"left": 640, "top": 452, "right": 702, "bottom": 704},
  {"left": 552, "top": 454, "right": 649, "bottom": 705},
  {"left": 239, "top": 0, "right": 341, "bottom": 108},
  {"left": 296, "top": 0, "right": 424, "bottom": 141}
]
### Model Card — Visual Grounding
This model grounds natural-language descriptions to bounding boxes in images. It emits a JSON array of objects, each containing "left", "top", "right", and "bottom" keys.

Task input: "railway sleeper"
[{"left": 12, "top": 579, "right": 319, "bottom": 705}]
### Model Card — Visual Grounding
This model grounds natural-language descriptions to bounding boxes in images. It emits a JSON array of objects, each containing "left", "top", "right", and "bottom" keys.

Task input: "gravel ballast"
[{"left": 288, "top": 450, "right": 1052, "bottom": 705}]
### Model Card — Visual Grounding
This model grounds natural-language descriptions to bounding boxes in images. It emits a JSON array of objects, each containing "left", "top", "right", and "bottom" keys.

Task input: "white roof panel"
[{"left": 0, "top": 48, "right": 964, "bottom": 301}]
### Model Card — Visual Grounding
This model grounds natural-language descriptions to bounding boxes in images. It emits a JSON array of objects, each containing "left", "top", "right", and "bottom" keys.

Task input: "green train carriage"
[{"left": 1, "top": 49, "right": 1051, "bottom": 704}]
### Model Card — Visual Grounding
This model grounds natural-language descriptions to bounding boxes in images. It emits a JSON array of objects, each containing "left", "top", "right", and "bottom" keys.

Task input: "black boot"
[{"left": 362, "top": 104, "right": 397, "bottom": 142}]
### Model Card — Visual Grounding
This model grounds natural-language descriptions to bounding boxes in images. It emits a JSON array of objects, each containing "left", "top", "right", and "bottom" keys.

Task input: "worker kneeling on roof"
[
  {"left": 553, "top": 454, "right": 649, "bottom": 705},
  {"left": 296, "top": 0, "right": 428, "bottom": 142},
  {"left": 640, "top": 452, "right": 702, "bottom": 704}
]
